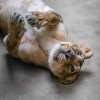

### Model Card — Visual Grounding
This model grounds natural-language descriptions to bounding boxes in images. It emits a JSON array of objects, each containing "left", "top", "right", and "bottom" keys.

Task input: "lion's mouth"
[{"left": 53, "top": 49, "right": 75, "bottom": 61}]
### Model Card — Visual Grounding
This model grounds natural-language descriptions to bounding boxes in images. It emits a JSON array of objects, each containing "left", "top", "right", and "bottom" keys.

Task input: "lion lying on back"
[{"left": 0, "top": 0, "right": 93, "bottom": 84}]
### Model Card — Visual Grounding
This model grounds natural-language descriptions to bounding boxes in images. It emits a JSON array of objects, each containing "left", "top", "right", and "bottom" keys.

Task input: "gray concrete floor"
[{"left": 0, "top": 0, "right": 100, "bottom": 100}]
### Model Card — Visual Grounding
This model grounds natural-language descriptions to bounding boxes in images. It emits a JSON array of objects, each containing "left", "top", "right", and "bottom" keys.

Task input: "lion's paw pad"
[
  {"left": 11, "top": 13, "right": 25, "bottom": 25},
  {"left": 26, "top": 13, "right": 39, "bottom": 27}
]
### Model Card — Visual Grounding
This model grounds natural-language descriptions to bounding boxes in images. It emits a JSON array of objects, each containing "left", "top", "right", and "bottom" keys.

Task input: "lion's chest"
[{"left": 36, "top": 29, "right": 60, "bottom": 55}]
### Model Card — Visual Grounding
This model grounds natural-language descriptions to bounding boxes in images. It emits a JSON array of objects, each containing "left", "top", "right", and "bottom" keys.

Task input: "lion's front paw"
[
  {"left": 11, "top": 13, "right": 25, "bottom": 28},
  {"left": 8, "top": 13, "right": 25, "bottom": 38},
  {"left": 26, "top": 13, "right": 39, "bottom": 27}
]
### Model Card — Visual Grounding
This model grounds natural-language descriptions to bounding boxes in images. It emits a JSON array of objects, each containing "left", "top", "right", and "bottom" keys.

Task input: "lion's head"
[{"left": 49, "top": 42, "right": 93, "bottom": 84}]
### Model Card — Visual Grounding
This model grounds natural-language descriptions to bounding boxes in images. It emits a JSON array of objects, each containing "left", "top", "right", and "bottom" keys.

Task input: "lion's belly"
[{"left": 18, "top": 42, "right": 48, "bottom": 67}]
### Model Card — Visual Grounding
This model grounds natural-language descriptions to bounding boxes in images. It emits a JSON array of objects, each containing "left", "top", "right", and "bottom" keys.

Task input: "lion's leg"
[
  {"left": 26, "top": 11, "right": 63, "bottom": 29},
  {"left": 4, "top": 13, "right": 25, "bottom": 58}
]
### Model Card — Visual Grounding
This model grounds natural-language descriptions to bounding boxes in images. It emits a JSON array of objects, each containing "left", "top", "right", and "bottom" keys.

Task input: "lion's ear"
[{"left": 79, "top": 45, "right": 93, "bottom": 59}]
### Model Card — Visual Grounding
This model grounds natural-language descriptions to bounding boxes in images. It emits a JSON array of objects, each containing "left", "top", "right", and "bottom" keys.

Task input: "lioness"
[{"left": 0, "top": 0, "right": 93, "bottom": 84}]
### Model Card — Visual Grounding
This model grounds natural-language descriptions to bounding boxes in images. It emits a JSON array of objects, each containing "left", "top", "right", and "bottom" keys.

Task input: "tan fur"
[{"left": 0, "top": 0, "right": 93, "bottom": 84}]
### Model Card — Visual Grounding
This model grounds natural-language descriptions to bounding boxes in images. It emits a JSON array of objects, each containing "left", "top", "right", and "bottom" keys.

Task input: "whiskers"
[{"left": 57, "top": 53, "right": 66, "bottom": 63}]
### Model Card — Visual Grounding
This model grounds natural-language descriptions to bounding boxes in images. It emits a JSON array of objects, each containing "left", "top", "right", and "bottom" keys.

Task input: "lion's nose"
[{"left": 65, "top": 50, "right": 74, "bottom": 59}]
